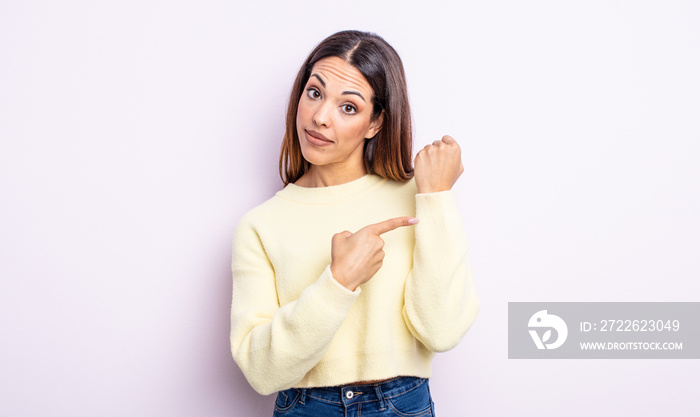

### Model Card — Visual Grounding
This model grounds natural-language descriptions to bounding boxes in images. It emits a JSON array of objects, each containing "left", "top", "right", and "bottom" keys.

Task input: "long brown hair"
[{"left": 279, "top": 30, "right": 414, "bottom": 186}]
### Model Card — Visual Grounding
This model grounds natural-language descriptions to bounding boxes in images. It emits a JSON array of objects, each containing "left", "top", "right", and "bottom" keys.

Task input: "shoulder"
[{"left": 234, "top": 191, "right": 288, "bottom": 235}]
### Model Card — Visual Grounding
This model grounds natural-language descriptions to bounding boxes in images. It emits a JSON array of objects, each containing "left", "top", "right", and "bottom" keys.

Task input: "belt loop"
[
  {"left": 373, "top": 384, "right": 386, "bottom": 411},
  {"left": 299, "top": 388, "right": 306, "bottom": 405}
]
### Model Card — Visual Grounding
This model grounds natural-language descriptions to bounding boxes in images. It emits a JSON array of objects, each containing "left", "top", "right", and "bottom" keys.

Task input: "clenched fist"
[
  {"left": 330, "top": 217, "right": 419, "bottom": 291},
  {"left": 414, "top": 135, "right": 464, "bottom": 194}
]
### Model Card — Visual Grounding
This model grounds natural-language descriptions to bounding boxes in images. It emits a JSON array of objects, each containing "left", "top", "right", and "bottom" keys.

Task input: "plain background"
[{"left": 1, "top": 0, "right": 698, "bottom": 416}]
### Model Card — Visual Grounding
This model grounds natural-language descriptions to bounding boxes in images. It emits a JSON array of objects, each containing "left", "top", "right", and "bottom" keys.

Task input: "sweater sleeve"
[
  {"left": 230, "top": 217, "right": 360, "bottom": 395},
  {"left": 402, "top": 190, "right": 480, "bottom": 352}
]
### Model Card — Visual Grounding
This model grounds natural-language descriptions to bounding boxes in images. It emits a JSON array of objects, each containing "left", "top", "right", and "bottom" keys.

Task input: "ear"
[{"left": 365, "top": 111, "right": 384, "bottom": 139}]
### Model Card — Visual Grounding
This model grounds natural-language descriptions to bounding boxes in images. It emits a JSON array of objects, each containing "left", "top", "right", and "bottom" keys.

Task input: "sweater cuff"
[
  {"left": 415, "top": 190, "right": 462, "bottom": 224},
  {"left": 313, "top": 265, "right": 361, "bottom": 311}
]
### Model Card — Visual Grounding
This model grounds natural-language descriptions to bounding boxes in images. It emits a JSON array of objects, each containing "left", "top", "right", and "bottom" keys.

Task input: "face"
[{"left": 296, "top": 56, "right": 383, "bottom": 172}]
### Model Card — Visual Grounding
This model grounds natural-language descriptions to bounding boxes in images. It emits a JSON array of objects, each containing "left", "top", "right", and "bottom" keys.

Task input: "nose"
[{"left": 312, "top": 102, "right": 331, "bottom": 127}]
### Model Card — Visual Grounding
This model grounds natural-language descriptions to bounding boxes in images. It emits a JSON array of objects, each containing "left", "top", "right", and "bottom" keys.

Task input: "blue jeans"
[{"left": 272, "top": 376, "right": 436, "bottom": 417}]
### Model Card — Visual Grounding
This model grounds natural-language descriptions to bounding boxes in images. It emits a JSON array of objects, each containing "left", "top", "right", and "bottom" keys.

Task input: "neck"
[{"left": 296, "top": 163, "right": 367, "bottom": 188}]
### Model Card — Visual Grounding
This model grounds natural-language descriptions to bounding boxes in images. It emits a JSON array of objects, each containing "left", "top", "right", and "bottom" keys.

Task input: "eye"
[
  {"left": 341, "top": 104, "right": 357, "bottom": 115},
  {"left": 306, "top": 87, "right": 321, "bottom": 99}
]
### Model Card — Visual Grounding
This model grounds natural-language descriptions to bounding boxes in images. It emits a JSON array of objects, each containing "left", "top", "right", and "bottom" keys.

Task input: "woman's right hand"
[{"left": 330, "top": 217, "right": 418, "bottom": 291}]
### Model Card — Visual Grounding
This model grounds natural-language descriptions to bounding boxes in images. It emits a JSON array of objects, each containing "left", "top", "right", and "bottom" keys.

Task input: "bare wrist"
[{"left": 330, "top": 265, "right": 358, "bottom": 291}]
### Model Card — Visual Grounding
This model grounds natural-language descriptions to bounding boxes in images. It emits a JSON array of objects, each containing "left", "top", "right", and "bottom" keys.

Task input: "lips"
[{"left": 304, "top": 129, "right": 333, "bottom": 147}]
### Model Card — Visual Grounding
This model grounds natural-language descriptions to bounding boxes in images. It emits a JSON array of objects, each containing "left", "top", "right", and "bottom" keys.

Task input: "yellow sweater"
[{"left": 230, "top": 174, "right": 479, "bottom": 395}]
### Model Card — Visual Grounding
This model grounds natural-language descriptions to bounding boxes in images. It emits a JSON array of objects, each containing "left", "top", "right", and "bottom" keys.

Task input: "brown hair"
[{"left": 279, "top": 30, "right": 414, "bottom": 186}]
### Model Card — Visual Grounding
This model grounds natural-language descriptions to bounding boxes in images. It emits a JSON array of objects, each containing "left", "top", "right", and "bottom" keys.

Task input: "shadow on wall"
[{"left": 230, "top": 366, "right": 276, "bottom": 416}]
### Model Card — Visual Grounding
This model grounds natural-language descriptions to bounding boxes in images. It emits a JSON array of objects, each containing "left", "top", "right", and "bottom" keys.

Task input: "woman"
[{"left": 231, "top": 30, "right": 479, "bottom": 416}]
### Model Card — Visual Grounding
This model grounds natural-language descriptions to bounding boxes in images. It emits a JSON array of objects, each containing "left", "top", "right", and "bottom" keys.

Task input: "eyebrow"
[
  {"left": 342, "top": 90, "right": 366, "bottom": 102},
  {"left": 310, "top": 73, "right": 367, "bottom": 102},
  {"left": 311, "top": 74, "right": 326, "bottom": 87}
]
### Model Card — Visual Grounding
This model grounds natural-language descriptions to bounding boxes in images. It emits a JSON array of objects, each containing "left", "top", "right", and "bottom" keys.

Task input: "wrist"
[
  {"left": 416, "top": 186, "right": 451, "bottom": 194},
  {"left": 330, "top": 264, "right": 358, "bottom": 291}
]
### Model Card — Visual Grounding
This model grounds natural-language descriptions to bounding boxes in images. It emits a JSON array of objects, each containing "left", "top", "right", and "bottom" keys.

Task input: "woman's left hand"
[{"left": 414, "top": 135, "right": 464, "bottom": 193}]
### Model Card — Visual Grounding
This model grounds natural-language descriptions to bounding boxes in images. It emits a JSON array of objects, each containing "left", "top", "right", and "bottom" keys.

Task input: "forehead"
[{"left": 309, "top": 57, "right": 373, "bottom": 96}]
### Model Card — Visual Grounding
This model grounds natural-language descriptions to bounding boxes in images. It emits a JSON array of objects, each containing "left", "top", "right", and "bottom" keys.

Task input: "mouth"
[{"left": 304, "top": 129, "right": 333, "bottom": 146}]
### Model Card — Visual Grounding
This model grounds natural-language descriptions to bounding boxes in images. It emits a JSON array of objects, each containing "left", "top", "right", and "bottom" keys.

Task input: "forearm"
[
  {"left": 403, "top": 190, "right": 480, "bottom": 352},
  {"left": 231, "top": 266, "right": 359, "bottom": 395}
]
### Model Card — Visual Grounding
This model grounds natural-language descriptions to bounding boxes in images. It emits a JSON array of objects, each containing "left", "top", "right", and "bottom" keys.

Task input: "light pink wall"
[{"left": 1, "top": 1, "right": 699, "bottom": 416}]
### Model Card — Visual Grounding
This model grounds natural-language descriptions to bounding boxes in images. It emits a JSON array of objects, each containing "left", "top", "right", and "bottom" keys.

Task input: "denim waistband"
[{"left": 296, "top": 376, "right": 427, "bottom": 407}]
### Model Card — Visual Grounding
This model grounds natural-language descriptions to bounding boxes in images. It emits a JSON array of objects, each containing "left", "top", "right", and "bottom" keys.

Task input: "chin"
[{"left": 299, "top": 147, "right": 330, "bottom": 167}]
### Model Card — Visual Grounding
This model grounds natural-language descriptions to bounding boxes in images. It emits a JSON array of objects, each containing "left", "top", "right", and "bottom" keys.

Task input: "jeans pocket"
[
  {"left": 274, "top": 388, "right": 300, "bottom": 414},
  {"left": 386, "top": 379, "right": 433, "bottom": 417}
]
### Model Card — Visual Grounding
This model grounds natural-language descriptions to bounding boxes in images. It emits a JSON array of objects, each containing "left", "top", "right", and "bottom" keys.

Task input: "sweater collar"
[{"left": 277, "top": 174, "right": 386, "bottom": 204}]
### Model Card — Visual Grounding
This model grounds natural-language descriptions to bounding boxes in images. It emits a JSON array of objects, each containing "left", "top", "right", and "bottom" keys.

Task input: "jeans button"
[{"left": 345, "top": 391, "right": 354, "bottom": 399}]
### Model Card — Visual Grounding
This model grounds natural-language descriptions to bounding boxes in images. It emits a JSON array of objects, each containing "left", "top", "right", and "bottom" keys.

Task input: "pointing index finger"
[{"left": 364, "top": 217, "right": 419, "bottom": 235}]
